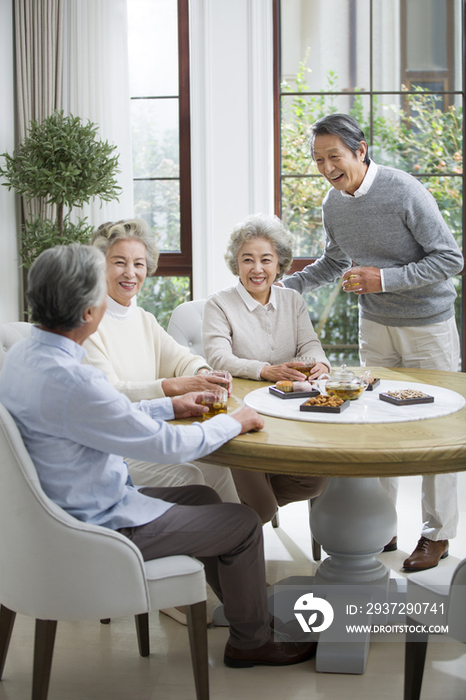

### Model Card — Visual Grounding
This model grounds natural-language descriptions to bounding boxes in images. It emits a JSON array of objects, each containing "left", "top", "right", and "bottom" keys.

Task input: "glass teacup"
[
  {"left": 199, "top": 388, "right": 228, "bottom": 420},
  {"left": 205, "top": 369, "right": 231, "bottom": 389},
  {"left": 290, "top": 356, "right": 316, "bottom": 379}
]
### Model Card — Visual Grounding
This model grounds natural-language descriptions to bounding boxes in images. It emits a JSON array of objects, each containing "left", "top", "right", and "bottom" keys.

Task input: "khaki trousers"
[{"left": 359, "top": 316, "right": 459, "bottom": 540}]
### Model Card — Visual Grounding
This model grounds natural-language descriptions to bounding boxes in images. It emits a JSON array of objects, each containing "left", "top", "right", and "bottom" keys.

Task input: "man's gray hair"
[
  {"left": 309, "top": 113, "right": 370, "bottom": 165},
  {"left": 90, "top": 219, "right": 160, "bottom": 275},
  {"left": 224, "top": 213, "right": 294, "bottom": 280},
  {"left": 27, "top": 244, "right": 107, "bottom": 331}
]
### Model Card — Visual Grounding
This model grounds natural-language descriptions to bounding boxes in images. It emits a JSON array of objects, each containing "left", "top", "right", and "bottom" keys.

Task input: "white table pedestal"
[
  {"left": 278, "top": 476, "right": 399, "bottom": 673},
  {"left": 213, "top": 476, "right": 401, "bottom": 674}
]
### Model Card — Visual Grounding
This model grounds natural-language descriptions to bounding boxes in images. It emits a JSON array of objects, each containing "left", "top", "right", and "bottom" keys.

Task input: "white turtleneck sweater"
[{"left": 82, "top": 296, "right": 209, "bottom": 400}]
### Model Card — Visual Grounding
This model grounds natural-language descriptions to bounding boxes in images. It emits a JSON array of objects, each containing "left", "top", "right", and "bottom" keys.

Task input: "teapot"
[{"left": 314, "top": 364, "right": 371, "bottom": 401}]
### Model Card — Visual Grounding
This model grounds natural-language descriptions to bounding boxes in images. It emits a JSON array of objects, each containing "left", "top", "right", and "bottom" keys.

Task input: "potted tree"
[{"left": 0, "top": 110, "right": 122, "bottom": 267}]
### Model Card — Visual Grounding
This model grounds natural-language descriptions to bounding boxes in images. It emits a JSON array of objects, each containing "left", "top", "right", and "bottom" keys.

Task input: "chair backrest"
[
  {"left": 166, "top": 300, "right": 206, "bottom": 358},
  {"left": 0, "top": 322, "right": 32, "bottom": 371},
  {"left": 0, "top": 402, "right": 151, "bottom": 621}
]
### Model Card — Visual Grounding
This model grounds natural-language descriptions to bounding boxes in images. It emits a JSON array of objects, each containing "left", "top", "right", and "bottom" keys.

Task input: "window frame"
[{"left": 130, "top": 0, "right": 193, "bottom": 293}]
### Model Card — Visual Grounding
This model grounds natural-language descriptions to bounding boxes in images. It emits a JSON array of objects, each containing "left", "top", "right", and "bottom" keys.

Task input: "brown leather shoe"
[
  {"left": 224, "top": 636, "right": 317, "bottom": 668},
  {"left": 383, "top": 535, "right": 398, "bottom": 552},
  {"left": 403, "top": 537, "right": 449, "bottom": 572}
]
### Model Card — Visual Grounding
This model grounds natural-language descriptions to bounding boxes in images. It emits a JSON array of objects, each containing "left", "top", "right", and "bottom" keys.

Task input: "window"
[
  {"left": 275, "top": 0, "right": 464, "bottom": 367},
  {"left": 401, "top": 0, "right": 455, "bottom": 112},
  {"left": 127, "top": 0, "right": 192, "bottom": 328}
]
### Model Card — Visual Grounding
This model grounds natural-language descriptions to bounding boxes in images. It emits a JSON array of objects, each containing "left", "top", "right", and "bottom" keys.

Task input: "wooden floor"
[{"left": 1, "top": 473, "right": 465, "bottom": 700}]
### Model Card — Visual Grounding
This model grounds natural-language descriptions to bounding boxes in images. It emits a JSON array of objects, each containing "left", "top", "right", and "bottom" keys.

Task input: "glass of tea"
[
  {"left": 199, "top": 388, "right": 228, "bottom": 420},
  {"left": 205, "top": 369, "right": 231, "bottom": 389},
  {"left": 290, "top": 356, "right": 316, "bottom": 379}
]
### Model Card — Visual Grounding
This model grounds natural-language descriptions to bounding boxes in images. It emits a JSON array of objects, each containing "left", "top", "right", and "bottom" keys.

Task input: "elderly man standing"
[
  {"left": 283, "top": 113, "right": 463, "bottom": 572},
  {"left": 0, "top": 244, "right": 317, "bottom": 668}
]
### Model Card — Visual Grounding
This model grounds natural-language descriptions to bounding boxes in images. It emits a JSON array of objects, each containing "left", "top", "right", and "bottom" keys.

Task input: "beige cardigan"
[{"left": 202, "top": 283, "right": 329, "bottom": 380}]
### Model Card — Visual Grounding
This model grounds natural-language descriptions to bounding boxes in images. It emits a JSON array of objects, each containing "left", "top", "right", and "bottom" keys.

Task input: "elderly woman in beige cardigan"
[{"left": 202, "top": 213, "right": 330, "bottom": 523}]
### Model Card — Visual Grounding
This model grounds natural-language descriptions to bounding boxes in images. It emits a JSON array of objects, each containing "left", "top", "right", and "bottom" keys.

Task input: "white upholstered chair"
[
  {"left": 0, "top": 400, "right": 209, "bottom": 700},
  {"left": 166, "top": 299, "right": 207, "bottom": 357},
  {"left": 166, "top": 300, "right": 322, "bottom": 560},
  {"left": 0, "top": 321, "right": 32, "bottom": 370},
  {"left": 404, "top": 558, "right": 466, "bottom": 700}
]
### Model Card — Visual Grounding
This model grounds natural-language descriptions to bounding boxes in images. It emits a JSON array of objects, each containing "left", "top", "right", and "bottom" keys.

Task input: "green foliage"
[
  {"left": 131, "top": 106, "right": 181, "bottom": 251},
  {"left": 137, "top": 276, "right": 190, "bottom": 330},
  {"left": 0, "top": 110, "right": 121, "bottom": 209},
  {"left": 281, "top": 66, "right": 463, "bottom": 360},
  {"left": 0, "top": 110, "right": 122, "bottom": 265},
  {"left": 18, "top": 215, "right": 94, "bottom": 269}
]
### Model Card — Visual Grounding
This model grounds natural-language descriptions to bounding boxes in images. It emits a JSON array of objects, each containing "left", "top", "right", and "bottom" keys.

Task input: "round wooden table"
[
  {"left": 199, "top": 367, "right": 466, "bottom": 478},
  {"left": 198, "top": 367, "right": 466, "bottom": 674}
]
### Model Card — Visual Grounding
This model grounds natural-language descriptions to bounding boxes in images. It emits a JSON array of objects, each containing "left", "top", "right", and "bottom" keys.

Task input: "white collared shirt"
[
  {"left": 235, "top": 280, "right": 278, "bottom": 311},
  {"left": 341, "top": 159, "right": 378, "bottom": 198}
]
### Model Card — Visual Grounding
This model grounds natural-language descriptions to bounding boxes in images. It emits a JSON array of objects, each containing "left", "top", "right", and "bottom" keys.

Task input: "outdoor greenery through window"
[
  {"left": 127, "top": 0, "right": 191, "bottom": 329},
  {"left": 277, "top": 0, "right": 464, "bottom": 366}
]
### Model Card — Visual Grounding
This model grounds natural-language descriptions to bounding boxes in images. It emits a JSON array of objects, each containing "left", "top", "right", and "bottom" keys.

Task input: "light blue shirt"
[{"left": 0, "top": 327, "right": 240, "bottom": 530}]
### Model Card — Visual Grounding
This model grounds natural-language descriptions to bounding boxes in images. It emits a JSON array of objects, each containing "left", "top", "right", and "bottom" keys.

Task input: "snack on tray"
[
  {"left": 365, "top": 377, "right": 381, "bottom": 391},
  {"left": 303, "top": 395, "right": 344, "bottom": 408},
  {"left": 300, "top": 395, "right": 350, "bottom": 413},
  {"left": 269, "top": 382, "right": 319, "bottom": 400},
  {"left": 384, "top": 389, "right": 428, "bottom": 400},
  {"left": 292, "top": 381, "right": 312, "bottom": 392},
  {"left": 275, "top": 380, "right": 294, "bottom": 392},
  {"left": 379, "top": 388, "right": 435, "bottom": 406}
]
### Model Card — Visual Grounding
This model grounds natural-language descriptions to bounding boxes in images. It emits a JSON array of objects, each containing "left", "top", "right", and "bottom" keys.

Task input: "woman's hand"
[
  {"left": 197, "top": 368, "right": 233, "bottom": 395},
  {"left": 308, "top": 362, "right": 330, "bottom": 380},
  {"left": 260, "top": 361, "right": 329, "bottom": 382},
  {"left": 162, "top": 371, "right": 233, "bottom": 397},
  {"left": 260, "top": 362, "right": 309, "bottom": 382}
]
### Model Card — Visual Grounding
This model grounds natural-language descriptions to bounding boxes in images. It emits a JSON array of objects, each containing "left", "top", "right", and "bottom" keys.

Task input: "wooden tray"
[
  {"left": 269, "top": 387, "right": 319, "bottom": 400},
  {"left": 300, "top": 399, "right": 350, "bottom": 413},
  {"left": 365, "top": 378, "right": 381, "bottom": 392},
  {"left": 379, "top": 393, "right": 434, "bottom": 406}
]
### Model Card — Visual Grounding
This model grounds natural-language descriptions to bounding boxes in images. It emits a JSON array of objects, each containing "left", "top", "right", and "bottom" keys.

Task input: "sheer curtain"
[
  {"left": 61, "top": 0, "right": 133, "bottom": 225},
  {"left": 14, "top": 0, "right": 133, "bottom": 229}
]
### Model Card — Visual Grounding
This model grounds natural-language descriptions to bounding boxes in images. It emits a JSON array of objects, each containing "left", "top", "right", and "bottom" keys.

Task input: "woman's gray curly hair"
[
  {"left": 90, "top": 219, "right": 160, "bottom": 275},
  {"left": 224, "top": 214, "right": 294, "bottom": 280}
]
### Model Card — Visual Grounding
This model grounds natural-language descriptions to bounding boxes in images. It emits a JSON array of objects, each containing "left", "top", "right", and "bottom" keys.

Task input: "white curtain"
[
  {"left": 61, "top": 0, "right": 134, "bottom": 226},
  {"left": 14, "top": 0, "right": 133, "bottom": 229}
]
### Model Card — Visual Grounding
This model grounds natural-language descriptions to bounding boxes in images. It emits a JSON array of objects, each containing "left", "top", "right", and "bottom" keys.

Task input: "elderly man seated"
[{"left": 0, "top": 244, "right": 317, "bottom": 669}]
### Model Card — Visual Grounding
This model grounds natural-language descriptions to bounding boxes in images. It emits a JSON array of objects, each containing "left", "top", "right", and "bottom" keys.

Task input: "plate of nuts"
[
  {"left": 379, "top": 389, "right": 434, "bottom": 406},
  {"left": 300, "top": 395, "right": 350, "bottom": 413}
]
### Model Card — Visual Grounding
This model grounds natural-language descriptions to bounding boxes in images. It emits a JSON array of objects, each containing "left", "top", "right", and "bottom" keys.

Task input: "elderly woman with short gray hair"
[
  {"left": 202, "top": 213, "right": 329, "bottom": 523},
  {"left": 203, "top": 213, "right": 329, "bottom": 382}
]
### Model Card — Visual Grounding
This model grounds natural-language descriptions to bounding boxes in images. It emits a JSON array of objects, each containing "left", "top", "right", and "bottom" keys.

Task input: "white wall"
[
  {"left": 0, "top": 0, "right": 21, "bottom": 323},
  {"left": 0, "top": 0, "right": 274, "bottom": 317},
  {"left": 190, "top": 0, "right": 274, "bottom": 298}
]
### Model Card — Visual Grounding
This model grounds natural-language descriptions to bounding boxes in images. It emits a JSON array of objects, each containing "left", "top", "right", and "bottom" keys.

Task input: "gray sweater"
[{"left": 284, "top": 165, "right": 463, "bottom": 326}]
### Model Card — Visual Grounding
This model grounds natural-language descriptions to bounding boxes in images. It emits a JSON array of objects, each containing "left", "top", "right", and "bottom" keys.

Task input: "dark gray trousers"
[{"left": 119, "top": 485, "right": 270, "bottom": 649}]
